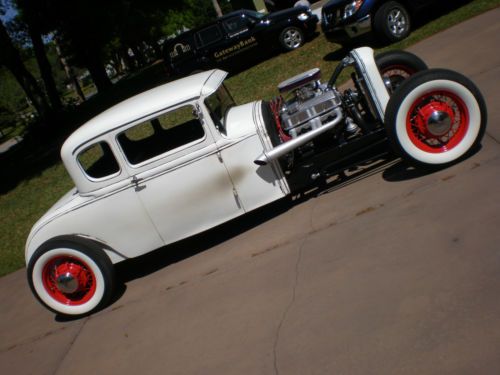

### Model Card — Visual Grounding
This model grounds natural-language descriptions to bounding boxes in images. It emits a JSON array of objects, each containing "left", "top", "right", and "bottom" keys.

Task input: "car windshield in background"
[
  {"left": 204, "top": 84, "right": 235, "bottom": 135},
  {"left": 245, "top": 10, "right": 265, "bottom": 20}
]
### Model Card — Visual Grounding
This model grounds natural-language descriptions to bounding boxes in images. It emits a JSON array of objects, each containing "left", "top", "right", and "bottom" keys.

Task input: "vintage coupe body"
[{"left": 26, "top": 47, "right": 487, "bottom": 316}]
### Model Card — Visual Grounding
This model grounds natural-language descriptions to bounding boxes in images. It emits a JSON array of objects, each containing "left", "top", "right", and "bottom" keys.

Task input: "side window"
[
  {"left": 197, "top": 25, "right": 222, "bottom": 47},
  {"left": 118, "top": 105, "right": 205, "bottom": 165},
  {"left": 78, "top": 142, "right": 120, "bottom": 179},
  {"left": 223, "top": 16, "right": 249, "bottom": 37}
]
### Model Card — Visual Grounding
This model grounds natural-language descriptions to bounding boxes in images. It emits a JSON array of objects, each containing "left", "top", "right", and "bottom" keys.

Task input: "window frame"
[{"left": 115, "top": 101, "right": 209, "bottom": 169}]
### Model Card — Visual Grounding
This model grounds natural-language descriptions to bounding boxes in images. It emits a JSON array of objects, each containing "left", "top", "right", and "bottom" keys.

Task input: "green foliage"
[
  {"left": 0, "top": 67, "right": 28, "bottom": 113},
  {"left": 0, "top": 41, "right": 76, "bottom": 129},
  {"left": 161, "top": 0, "right": 216, "bottom": 36}
]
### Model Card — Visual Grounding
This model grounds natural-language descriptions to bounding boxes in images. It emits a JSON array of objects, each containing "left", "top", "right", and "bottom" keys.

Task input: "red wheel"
[
  {"left": 28, "top": 238, "right": 115, "bottom": 316},
  {"left": 375, "top": 50, "right": 428, "bottom": 94},
  {"left": 405, "top": 90, "right": 468, "bottom": 153},
  {"left": 41, "top": 255, "right": 97, "bottom": 306},
  {"left": 385, "top": 69, "right": 487, "bottom": 167}
]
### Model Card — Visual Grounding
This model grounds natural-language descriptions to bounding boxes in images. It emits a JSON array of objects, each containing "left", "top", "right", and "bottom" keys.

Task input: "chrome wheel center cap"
[
  {"left": 56, "top": 273, "right": 79, "bottom": 294},
  {"left": 427, "top": 110, "right": 452, "bottom": 136}
]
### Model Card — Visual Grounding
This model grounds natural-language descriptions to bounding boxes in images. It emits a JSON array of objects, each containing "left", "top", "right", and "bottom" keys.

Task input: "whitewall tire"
[
  {"left": 385, "top": 69, "right": 487, "bottom": 167},
  {"left": 28, "top": 238, "right": 115, "bottom": 316}
]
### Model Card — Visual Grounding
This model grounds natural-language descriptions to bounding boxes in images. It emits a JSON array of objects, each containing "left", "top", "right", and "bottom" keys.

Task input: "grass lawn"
[{"left": 1, "top": 0, "right": 498, "bottom": 277}]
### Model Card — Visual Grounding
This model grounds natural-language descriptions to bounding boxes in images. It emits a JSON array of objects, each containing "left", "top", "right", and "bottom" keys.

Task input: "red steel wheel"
[
  {"left": 405, "top": 90, "right": 468, "bottom": 154},
  {"left": 41, "top": 255, "right": 97, "bottom": 306},
  {"left": 385, "top": 69, "right": 487, "bottom": 167},
  {"left": 28, "top": 238, "right": 115, "bottom": 316}
]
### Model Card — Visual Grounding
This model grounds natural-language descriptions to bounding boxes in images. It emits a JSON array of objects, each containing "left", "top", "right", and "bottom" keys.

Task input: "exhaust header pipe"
[{"left": 254, "top": 108, "right": 343, "bottom": 166}]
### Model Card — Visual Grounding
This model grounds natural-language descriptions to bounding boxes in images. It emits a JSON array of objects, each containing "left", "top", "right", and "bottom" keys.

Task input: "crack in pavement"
[
  {"left": 272, "top": 237, "right": 306, "bottom": 375},
  {"left": 53, "top": 317, "right": 88, "bottom": 375},
  {"left": 485, "top": 130, "right": 500, "bottom": 145}
]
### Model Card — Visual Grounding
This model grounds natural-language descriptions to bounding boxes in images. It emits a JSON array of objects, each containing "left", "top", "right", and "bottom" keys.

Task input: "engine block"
[{"left": 278, "top": 69, "right": 342, "bottom": 138}]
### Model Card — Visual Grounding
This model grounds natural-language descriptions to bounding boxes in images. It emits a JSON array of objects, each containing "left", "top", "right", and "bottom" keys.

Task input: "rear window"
[{"left": 77, "top": 142, "right": 120, "bottom": 179}]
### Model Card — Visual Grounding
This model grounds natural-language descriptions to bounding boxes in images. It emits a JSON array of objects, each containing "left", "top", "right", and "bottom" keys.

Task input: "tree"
[
  {"left": 15, "top": 0, "right": 62, "bottom": 109},
  {"left": 0, "top": 15, "right": 51, "bottom": 120},
  {"left": 53, "top": 35, "right": 85, "bottom": 102},
  {"left": 42, "top": 0, "right": 113, "bottom": 92}
]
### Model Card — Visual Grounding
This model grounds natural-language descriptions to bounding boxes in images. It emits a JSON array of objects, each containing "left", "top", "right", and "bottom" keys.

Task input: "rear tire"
[
  {"left": 373, "top": 1, "right": 411, "bottom": 43},
  {"left": 27, "top": 237, "right": 115, "bottom": 316},
  {"left": 385, "top": 69, "right": 487, "bottom": 168},
  {"left": 375, "top": 50, "right": 428, "bottom": 94}
]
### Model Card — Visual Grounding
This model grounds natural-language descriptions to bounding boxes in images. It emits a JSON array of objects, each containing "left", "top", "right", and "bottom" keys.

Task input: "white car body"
[
  {"left": 26, "top": 47, "right": 485, "bottom": 316},
  {"left": 26, "top": 70, "right": 291, "bottom": 265},
  {"left": 25, "top": 47, "right": 388, "bottom": 269}
]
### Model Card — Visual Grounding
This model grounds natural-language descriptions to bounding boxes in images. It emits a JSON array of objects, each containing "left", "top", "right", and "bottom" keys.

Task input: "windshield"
[
  {"left": 244, "top": 10, "right": 265, "bottom": 20},
  {"left": 204, "top": 83, "right": 236, "bottom": 135}
]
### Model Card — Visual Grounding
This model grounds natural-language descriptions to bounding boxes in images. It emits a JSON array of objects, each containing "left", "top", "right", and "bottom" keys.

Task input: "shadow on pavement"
[
  {"left": 114, "top": 154, "right": 400, "bottom": 286},
  {"left": 114, "top": 198, "right": 293, "bottom": 284}
]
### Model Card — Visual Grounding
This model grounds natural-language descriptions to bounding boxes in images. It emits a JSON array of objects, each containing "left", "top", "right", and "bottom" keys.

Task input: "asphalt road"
[{"left": 1, "top": 8, "right": 499, "bottom": 375}]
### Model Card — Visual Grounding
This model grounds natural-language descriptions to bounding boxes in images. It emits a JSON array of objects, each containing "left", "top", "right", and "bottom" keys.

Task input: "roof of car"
[{"left": 61, "top": 69, "right": 227, "bottom": 157}]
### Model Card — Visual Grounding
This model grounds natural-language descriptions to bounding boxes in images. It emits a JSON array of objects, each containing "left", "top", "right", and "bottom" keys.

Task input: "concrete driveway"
[{"left": 1, "top": 8, "right": 499, "bottom": 375}]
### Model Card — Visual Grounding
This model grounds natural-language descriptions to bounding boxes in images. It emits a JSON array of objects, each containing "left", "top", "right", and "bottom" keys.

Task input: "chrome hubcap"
[
  {"left": 427, "top": 110, "right": 452, "bottom": 136},
  {"left": 56, "top": 273, "right": 79, "bottom": 294},
  {"left": 387, "top": 9, "right": 407, "bottom": 36},
  {"left": 284, "top": 30, "right": 301, "bottom": 48}
]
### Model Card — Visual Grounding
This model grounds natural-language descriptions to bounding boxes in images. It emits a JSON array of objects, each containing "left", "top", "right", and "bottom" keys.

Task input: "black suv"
[
  {"left": 163, "top": 8, "right": 318, "bottom": 77},
  {"left": 321, "top": 0, "right": 436, "bottom": 45}
]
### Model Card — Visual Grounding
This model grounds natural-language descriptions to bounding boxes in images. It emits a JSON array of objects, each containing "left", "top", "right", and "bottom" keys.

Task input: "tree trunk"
[
  {"left": 28, "top": 24, "right": 62, "bottom": 110},
  {"left": 81, "top": 46, "right": 112, "bottom": 92},
  {"left": 0, "top": 19, "right": 51, "bottom": 120},
  {"left": 211, "top": 0, "right": 223, "bottom": 17},
  {"left": 54, "top": 37, "right": 85, "bottom": 102}
]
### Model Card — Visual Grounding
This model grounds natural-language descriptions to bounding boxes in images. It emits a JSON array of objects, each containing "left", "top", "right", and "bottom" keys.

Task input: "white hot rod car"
[{"left": 26, "top": 47, "right": 487, "bottom": 316}]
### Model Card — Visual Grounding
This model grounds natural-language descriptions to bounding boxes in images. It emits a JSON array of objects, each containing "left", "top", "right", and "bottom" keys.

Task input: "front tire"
[
  {"left": 385, "top": 69, "right": 487, "bottom": 168},
  {"left": 27, "top": 238, "right": 115, "bottom": 316},
  {"left": 373, "top": 1, "right": 411, "bottom": 43},
  {"left": 279, "top": 27, "right": 304, "bottom": 51},
  {"left": 375, "top": 50, "right": 428, "bottom": 94}
]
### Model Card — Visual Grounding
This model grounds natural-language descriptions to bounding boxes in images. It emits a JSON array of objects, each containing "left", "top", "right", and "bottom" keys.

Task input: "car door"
[
  {"left": 116, "top": 102, "right": 244, "bottom": 245},
  {"left": 195, "top": 23, "right": 226, "bottom": 69},
  {"left": 218, "top": 14, "right": 262, "bottom": 66}
]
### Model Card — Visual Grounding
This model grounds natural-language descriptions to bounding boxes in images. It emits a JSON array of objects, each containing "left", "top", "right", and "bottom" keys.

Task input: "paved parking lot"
[{"left": 1, "top": 8, "right": 499, "bottom": 375}]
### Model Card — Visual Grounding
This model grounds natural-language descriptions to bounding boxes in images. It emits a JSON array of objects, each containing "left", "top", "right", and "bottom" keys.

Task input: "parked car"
[
  {"left": 26, "top": 47, "right": 486, "bottom": 316},
  {"left": 264, "top": 0, "right": 318, "bottom": 12},
  {"left": 163, "top": 8, "right": 318, "bottom": 77},
  {"left": 321, "top": 0, "right": 438, "bottom": 44}
]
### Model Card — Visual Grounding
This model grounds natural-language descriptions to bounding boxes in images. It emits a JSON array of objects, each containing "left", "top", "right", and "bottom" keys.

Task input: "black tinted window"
[
  {"left": 223, "top": 17, "right": 249, "bottom": 36},
  {"left": 197, "top": 25, "right": 222, "bottom": 46}
]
